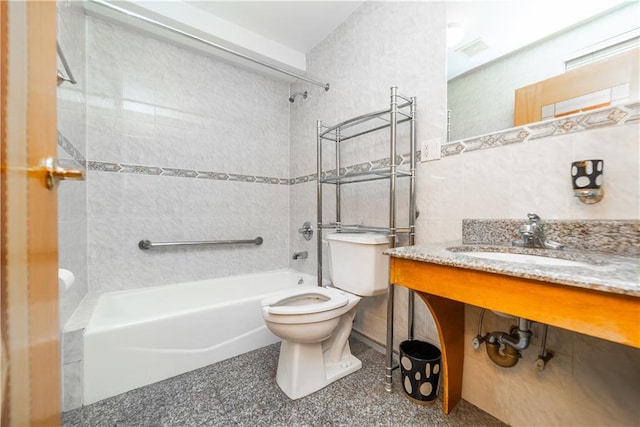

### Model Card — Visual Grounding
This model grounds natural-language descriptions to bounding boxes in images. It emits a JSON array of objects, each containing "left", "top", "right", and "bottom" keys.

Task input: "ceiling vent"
[{"left": 455, "top": 38, "right": 489, "bottom": 57}]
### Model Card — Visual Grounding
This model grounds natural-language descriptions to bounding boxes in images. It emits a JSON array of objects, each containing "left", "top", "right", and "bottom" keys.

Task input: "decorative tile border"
[
  {"left": 87, "top": 161, "right": 290, "bottom": 184},
  {"left": 61, "top": 101, "right": 638, "bottom": 187},
  {"left": 441, "top": 101, "right": 640, "bottom": 158},
  {"left": 86, "top": 150, "right": 419, "bottom": 186},
  {"left": 57, "top": 131, "right": 86, "bottom": 168}
]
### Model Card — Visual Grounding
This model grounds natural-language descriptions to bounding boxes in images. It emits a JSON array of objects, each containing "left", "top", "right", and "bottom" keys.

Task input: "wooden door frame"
[{"left": 1, "top": 2, "right": 60, "bottom": 426}]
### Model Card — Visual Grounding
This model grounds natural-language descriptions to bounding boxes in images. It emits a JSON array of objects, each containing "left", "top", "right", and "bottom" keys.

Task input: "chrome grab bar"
[{"left": 138, "top": 237, "right": 263, "bottom": 250}]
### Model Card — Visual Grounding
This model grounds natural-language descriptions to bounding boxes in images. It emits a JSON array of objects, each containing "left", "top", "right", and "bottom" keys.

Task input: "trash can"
[{"left": 399, "top": 340, "right": 441, "bottom": 404}]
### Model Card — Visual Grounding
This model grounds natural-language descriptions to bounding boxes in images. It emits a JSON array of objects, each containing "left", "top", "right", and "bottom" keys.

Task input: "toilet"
[{"left": 261, "top": 232, "right": 389, "bottom": 399}]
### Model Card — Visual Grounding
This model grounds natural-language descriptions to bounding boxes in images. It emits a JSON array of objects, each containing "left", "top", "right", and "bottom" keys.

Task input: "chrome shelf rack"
[{"left": 316, "top": 86, "right": 417, "bottom": 394}]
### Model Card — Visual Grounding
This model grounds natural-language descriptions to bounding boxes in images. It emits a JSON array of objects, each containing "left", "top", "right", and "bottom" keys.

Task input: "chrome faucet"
[
  {"left": 512, "top": 213, "right": 564, "bottom": 250},
  {"left": 292, "top": 251, "right": 308, "bottom": 260}
]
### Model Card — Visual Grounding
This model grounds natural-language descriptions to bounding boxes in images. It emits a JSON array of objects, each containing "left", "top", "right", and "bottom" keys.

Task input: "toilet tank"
[{"left": 326, "top": 233, "right": 389, "bottom": 297}]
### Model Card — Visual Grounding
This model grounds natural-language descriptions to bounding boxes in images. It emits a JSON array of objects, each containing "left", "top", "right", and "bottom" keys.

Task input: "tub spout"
[{"left": 292, "top": 251, "right": 308, "bottom": 260}]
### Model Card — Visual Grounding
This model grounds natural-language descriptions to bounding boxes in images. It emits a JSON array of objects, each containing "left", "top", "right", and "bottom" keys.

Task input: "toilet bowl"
[
  {"left": 262, "top": 286, "right": 362, "bottom": 399},
  {"left": 261, "top": 232, "right": 389, "bottom": 400}
]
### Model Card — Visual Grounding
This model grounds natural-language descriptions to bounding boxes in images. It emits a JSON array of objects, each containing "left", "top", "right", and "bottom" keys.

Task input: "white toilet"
[{"left": 261, "top": 232, "right": 389, "bottom": 399}]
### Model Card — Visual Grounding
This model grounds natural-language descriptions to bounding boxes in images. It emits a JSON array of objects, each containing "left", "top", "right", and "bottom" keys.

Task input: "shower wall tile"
[
  {"left": 57, "top": 2, "right": 88, "bottom": 333},
  {"left": 62, "top": 361, "right": 83, "bottom": 412},
  {"left": 86, "top": 17, "right": 291, "bottom": 293},
  {"left": 58, "top": 3, "right": 88, "bottom": 413}
]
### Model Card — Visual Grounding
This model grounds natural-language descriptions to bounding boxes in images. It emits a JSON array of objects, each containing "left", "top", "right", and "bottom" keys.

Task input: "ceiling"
[
  {"left": 185, "top": 1, "right": 364, "bottom": 53},
  {"left": 445, "top": 0, "right": 628, "bottom": 79},
  {"left": 89, "top": 0, "right": 631, "bottom": 82}
]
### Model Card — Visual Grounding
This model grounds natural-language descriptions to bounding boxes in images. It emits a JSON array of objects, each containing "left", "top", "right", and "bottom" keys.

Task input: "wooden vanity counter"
[{"left": 386, "top": 244, "right": 640, "bottom": 414}]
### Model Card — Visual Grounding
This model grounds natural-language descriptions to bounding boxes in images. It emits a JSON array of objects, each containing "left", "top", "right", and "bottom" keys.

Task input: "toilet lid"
[{"left": 262, "top": 287, "right": 349, "bottom": 315}]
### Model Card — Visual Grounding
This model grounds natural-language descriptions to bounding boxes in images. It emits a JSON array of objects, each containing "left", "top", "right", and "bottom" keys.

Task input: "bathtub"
[{"left": 83, "top": 269, "right": 316, "bottom": 404}]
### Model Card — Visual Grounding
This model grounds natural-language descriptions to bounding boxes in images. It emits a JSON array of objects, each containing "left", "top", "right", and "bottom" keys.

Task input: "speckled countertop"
[
  {"left": 385, "top": 243, "right": 640, "bottom": 297},
  {"left": 385, "top": 219, "right": 640, "bottom": 297}
]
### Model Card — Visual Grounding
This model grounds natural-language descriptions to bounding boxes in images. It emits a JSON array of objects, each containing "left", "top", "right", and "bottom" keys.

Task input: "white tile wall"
[
  {"left": 288, "top": 0, "right": 448, "bottom": 389},
  {"left": 290, "top": 2, "right": 639, "bottom": 425},
  {"left": 57, "top": 2, "right": 89, "bottom": 412},
  {"left": 86, "top": 18, "right": 291, "bottom": 294},
  {"left": 57, "top": 2, "right": 88, "bottom": 330},
  {"left": 60, "top": 1, "right": 640, "bottom": 423},
  {"left": 419, "top": 123, "right": 640, "bottom": 425}
]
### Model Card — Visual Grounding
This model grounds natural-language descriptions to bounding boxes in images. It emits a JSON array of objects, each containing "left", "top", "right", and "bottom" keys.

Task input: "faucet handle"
[
  {"left": 527, "top": 213, "right": 540, "bottom": 221},
  {"left": 520, "top": 224, "right": 534, "bottom": 234}
]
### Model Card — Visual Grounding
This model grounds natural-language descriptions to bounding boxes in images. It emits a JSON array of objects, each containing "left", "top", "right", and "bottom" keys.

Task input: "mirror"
[{"left": 446, "top": 1, "right": 639, "bottom": 142}]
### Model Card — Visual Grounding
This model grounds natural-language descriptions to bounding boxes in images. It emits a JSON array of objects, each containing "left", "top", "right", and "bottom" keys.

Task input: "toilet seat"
[{"left": 262, "top": 287, "right": 348, "bottom": 315}]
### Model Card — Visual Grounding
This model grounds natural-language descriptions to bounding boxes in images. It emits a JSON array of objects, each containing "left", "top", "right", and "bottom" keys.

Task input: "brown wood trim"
[
  {"left": 391, "top": 257, "right": 640, "bottom": 348},
  {"left": 391, "top": 257, "right": 640, "bottom": 415},
  {"left": 414, "top": 293, "right": 464, "bottom": 415},
  {"left": 1, "top": 0, "right": 8, "bottom": 424},
  {"left": 26, "top": 2, "right": 60, "bottom": 425},
  {"left": 553, "top": 101, "right": 610, "bottom": 118},
  {"left": 3, "top": 2, "right": 33, "bottom": 424},
  {"left": 514, "top": 48, "right": 640, "bottom": 126}
]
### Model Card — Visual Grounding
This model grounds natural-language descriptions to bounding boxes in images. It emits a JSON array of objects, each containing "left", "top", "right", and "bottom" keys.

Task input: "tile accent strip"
[
  {"left": 86, "top": 150, "right": 419, "bottom": 186},
  {"left": 87, "top": 161, "right": 290, "bottom": 184},
  {"left": 84, "top": 101, "right": 638, "bottom": 185},
  {"left": 57, "top": 131, "right": 86, "bottom": 168},
  {"left": 441, "top": 100, "right": 639, "bottom": 158}
]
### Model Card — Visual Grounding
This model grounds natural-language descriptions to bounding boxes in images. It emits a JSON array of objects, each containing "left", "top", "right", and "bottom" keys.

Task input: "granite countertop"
[{"left": 385, "top": 242, "right": 640, "bottom": 297}]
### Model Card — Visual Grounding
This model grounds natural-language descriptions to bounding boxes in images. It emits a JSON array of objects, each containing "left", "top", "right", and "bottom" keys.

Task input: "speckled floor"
[{"left": 63, "top": 337, "right": 506, "bottom": 426}]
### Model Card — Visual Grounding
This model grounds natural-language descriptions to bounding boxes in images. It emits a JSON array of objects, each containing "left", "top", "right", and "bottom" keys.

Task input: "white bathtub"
[{"left": 83, "top": 269, "right": 316, "bottom": 404}]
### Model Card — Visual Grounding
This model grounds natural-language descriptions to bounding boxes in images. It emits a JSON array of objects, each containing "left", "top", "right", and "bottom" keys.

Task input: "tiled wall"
[
  {"left": 57, "top": 2, "right": 88, "bottom": 331},
  {"left": 59, "top": 2, "right": 639, "bottom": 423},
  {"left": 287, "top": 0, "right": 448, "bottom": 352},
  {"left": 447, "top": 1, "right": 640, "bottom": 141},
  {"left": 421, "top": 122, "right": 640, "bottom": 426},
  {"left": 85, "top": 18, "right": 291, "bottom": 294},
  {"left": 288, "top": 2, "right": 639, "bottom": 425},
  {"left": 57, "top": 2, "right": 88, "bottom": 412}
]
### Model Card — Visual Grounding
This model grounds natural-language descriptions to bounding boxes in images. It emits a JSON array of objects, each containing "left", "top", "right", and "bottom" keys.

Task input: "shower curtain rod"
[{"left": 90, "top": 0, "right": 330, "bottom": 91}]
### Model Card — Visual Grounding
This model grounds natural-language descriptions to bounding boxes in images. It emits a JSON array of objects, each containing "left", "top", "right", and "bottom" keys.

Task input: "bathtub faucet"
[{"left": 292, "top": 251, "right": 308, "bottom": 260}]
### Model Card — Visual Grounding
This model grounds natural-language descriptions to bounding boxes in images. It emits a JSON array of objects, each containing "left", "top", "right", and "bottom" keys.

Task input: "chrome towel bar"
[{"left": 138, "top": 237, "right": 263, "bottom": 250}]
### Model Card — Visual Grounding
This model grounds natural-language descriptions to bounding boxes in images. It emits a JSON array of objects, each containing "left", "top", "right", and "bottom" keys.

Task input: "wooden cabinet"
[{"left": 514, "top": 48, "right": 639, "bottom": 126}]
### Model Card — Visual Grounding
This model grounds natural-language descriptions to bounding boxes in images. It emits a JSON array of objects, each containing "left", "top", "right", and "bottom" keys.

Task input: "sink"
[
  {"left": 459, "top": 251, "right": 592, "bottom": 267},
  {"left": 445, "top": 246, "right": 614, "bottom": 271}
]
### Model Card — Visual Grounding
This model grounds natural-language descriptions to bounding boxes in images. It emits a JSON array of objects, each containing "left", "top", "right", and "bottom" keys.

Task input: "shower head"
[{"left": 288, "top": 91, "right": 308, "bottom": 103}]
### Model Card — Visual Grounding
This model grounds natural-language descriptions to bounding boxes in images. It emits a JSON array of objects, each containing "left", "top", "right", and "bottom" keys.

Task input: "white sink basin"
[{"left": 460, "top": 251, "right": 591, "bottom": 268}]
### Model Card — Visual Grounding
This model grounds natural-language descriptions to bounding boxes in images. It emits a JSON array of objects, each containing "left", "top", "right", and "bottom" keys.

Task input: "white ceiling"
[
  {"left": 183, "top": 0, "right": 630, "bottom": 80},
  {"left": 445, "top": 0, "right": 628, "bottom": 80},
  {"left": 185, "top": 1, "right": 364, "bottom": 52},
  {"left": 89, "top": 0, "right": 631, "bottom": 82}
]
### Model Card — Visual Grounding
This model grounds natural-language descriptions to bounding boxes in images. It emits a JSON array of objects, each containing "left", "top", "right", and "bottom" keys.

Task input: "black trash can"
[{"left": 399, "top": 340, "right": 441, "bottom": 405}]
